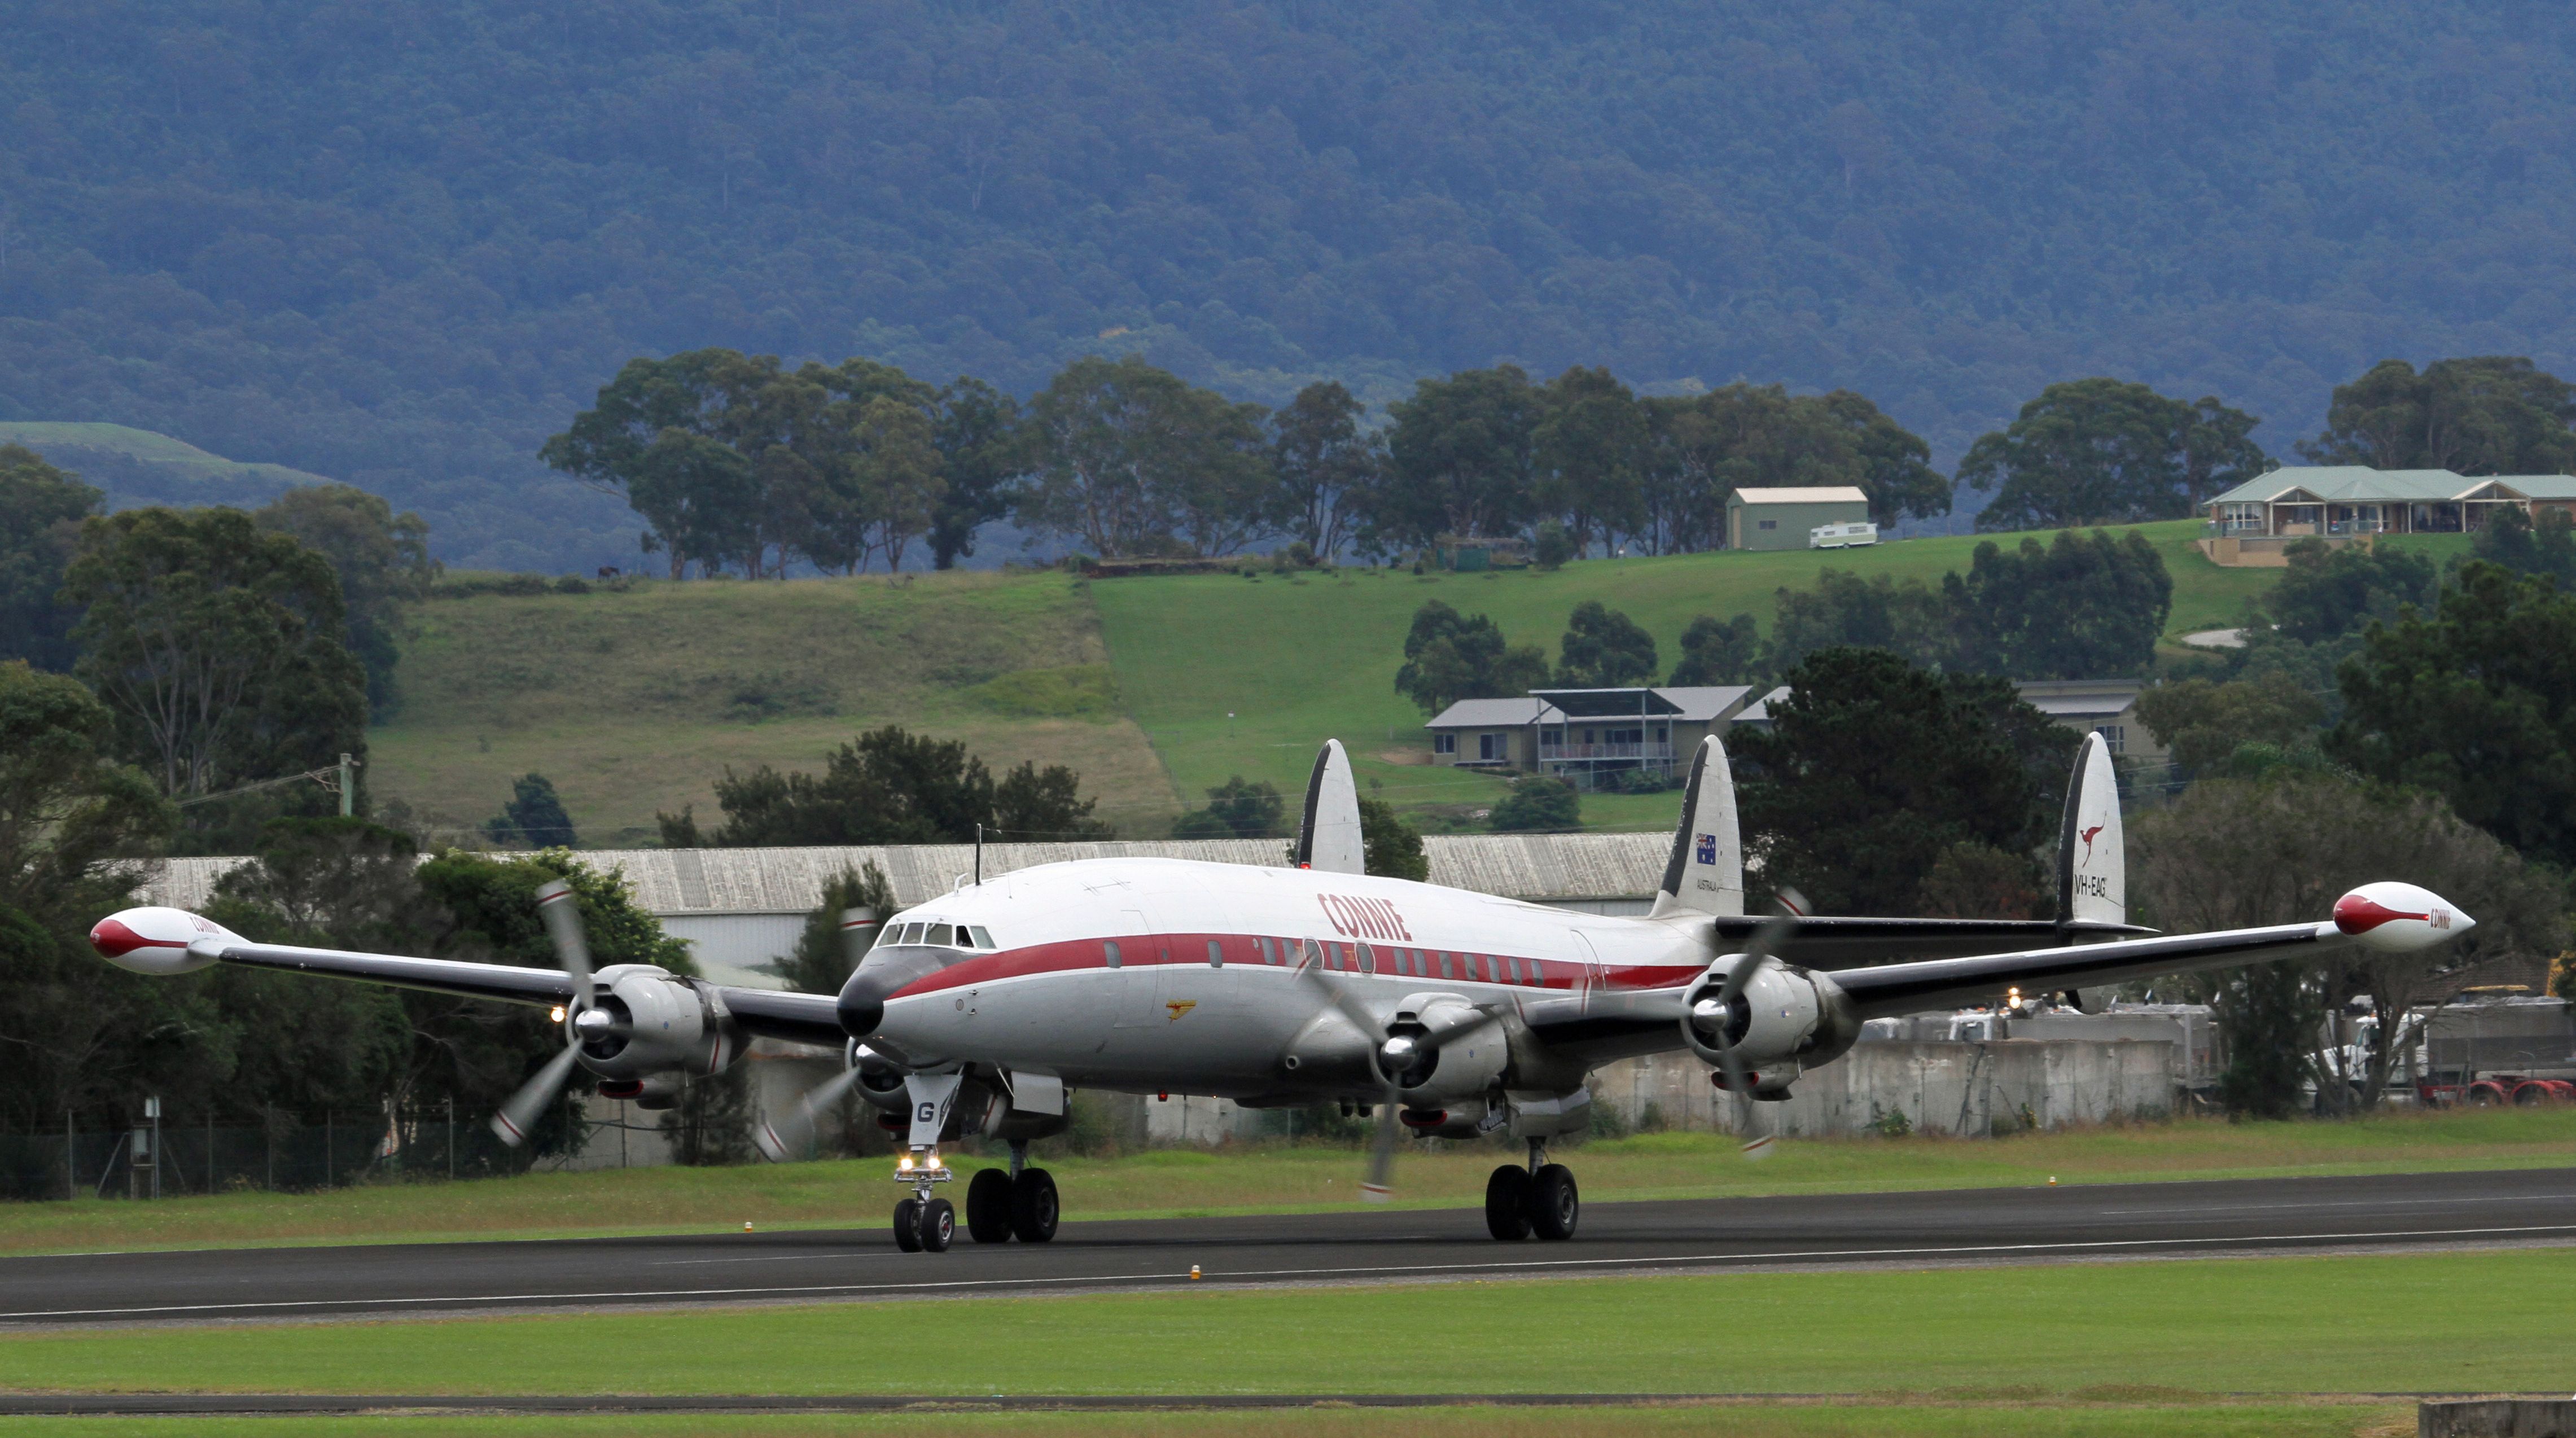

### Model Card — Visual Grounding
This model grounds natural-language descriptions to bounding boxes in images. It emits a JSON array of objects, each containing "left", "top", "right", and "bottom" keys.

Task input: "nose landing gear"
[
  {"left": 893, "top": 1079, "right": 1061, "bottom": 1252},
  {"left": 1485, "top": 1139, "right": 1579, "bottom": 1242}
]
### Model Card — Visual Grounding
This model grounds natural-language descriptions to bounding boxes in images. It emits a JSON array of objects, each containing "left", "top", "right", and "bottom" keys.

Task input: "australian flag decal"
[{"left": 1694, "top": 832, "right": 1718, "bottom": 865}]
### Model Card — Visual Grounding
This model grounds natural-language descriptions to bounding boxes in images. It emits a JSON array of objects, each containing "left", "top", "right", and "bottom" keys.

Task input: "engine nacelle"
[
  {"left": 576, "top": 964, "right": 737, "bottom": 1081},
  {"left": 852, "top": 1044, "right": 912, "bottom": 1114},
  {"left": 1680, "top": 957, "right": 1860, "bottom": 1093},
  {"left": 1379, "top": 995, "right": 1508, "bottom": 1105}
]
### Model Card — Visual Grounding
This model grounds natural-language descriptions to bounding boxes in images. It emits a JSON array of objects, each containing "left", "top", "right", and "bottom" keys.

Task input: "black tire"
[
  {"left": 892, "top": 1198, "right": 923, "bottom": 1252},
  {"left": 1009, "top": 1167, "right": 1061, "bottom": 1243},
  {"left": 919, "top": 1197, "right": 956, "bottom": 1252},
  {"left": 1528, "top": 1163, "right": 1579, "bottom": 1241},
  {"left": 1484, "top": 1164, "right": 1533, "bottom": 1240},
  {"left": 966, "top": 1169, "right": 1015, "bottom": 1243}
]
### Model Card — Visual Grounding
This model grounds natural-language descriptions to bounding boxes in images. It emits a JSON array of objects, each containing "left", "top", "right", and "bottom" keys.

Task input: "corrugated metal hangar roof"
[{"left": 143, "top": 831, "right": 1673, "bottom": 917}]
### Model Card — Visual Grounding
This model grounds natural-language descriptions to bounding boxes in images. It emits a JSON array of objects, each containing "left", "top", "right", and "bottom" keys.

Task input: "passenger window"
[
  {"left": 969, "top": 926, "right": 995, "bottom": 949},
  {"left": 1439, "top": 953, "right": 1453, "bottom": 980},
  {"left": 928, "top": 923, "right": 955, "bottom": 947},
  {"left": 1358, "top": 942, "right": 1375, "bottom": 974},
  {"left": 1207, "top": 939, "right": 1223, "bottom": 968},
  {"left": 1507, "top": 957, "right": 1523, "bottom": 984},
  {"left": 1105, "top": 940, "right": 1122, "bottom": 969}
]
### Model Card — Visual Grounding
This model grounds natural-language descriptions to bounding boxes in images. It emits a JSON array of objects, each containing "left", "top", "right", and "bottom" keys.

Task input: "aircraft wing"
[
  {"left": 182, "top": 939, "right": 581, "bottom": 1007},
  {"left": 1708, "top": 914, "right": 2152, "bottom": 967},
  {"left": 93, "top": 916, "right": 851, "bottom": 1050},
  {"left": 1528, "top": 882, "right": 2470, "bottom": 1059},
  {"left": 1828, "top": 920, "right": 2332, "bottom": 1018}
]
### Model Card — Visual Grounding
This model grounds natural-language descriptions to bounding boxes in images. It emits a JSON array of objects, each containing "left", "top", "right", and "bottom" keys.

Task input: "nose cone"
[
  {"left": 836, "top": 989, "right": 883, "bottom": 1038},
  {"left": 2333, "top": 882, "right": 2474, "bottom": 952}
]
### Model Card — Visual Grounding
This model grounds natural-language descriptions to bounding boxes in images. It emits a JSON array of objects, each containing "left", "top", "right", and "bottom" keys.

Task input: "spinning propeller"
[
  {"left": 1688, "top": 889, "right": 1805, "bottom": 1161},
  {"left": 753, "top": 905, "right": 878, "bottom": 1164},
  {"left": 1291, "top": 939, "right": 1410, "bottom": 1203},
  {"left": 489, "top": 878, "right": 603, "bottom": 1147}
]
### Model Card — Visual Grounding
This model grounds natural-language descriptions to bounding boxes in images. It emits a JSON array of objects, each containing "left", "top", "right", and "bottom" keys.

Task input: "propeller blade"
[
  {"left": 490, "top": 1041, "right": 582, "bottom": 1148},
  {"left": 1715, "top": 889, "right": 1804, "bottom": 1161},
  {"left": 535, "top": 878, "right": 594, "bottom": 1008},
  {"left": 1361, "top": 1075, "right": 1402, "bottom": 1202},
  {"left": 1293, "top": 937, "right": 1385, "bottom": 1036},
  {"left": 753, "top": 1066, "right": 864, "bottom": 1164},
  {"left": 1294, "top": 939, "right": 1408, "bottom": 1202}
]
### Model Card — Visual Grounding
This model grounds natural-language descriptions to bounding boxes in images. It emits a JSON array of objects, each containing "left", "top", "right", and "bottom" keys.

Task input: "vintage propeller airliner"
[{"left": 91, "top": 731, "right": 2472, "bottom": 1251}]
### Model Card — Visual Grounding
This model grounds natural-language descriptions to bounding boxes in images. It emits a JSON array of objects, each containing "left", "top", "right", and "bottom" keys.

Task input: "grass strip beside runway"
[
  {"left": 6, "top": 1247, "right": 2569, "bottom": 1398},
  {"left": 3, "top": 1108, "right": 2569, "bottom": 1257},
  {"left": 0, "top": 1402, "right": 2423, "bottom": 1438}
]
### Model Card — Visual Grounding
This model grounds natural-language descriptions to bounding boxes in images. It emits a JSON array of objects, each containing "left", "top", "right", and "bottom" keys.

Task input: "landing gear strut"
[
  {"left": 1486, "top": 1139, "right": 1579, "bottom": 1242},
  {"left": 892, "top": 1071, "right": 960, "bottom": 1252}
]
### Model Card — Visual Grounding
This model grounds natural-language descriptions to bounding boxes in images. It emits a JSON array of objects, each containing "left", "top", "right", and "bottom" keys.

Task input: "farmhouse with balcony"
[
  {"left": 1422, "top": 686, "right": 1758, "bottom": 787},
  {"left": 2201, "top": 466, "right": 2576, "bottom": 567}
]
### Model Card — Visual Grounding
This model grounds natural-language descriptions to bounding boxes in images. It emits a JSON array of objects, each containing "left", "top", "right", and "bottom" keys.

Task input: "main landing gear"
[
  {"left": 1484, "top": 1139, "right": 1579, "bottom": 1242},
  {"left": 965, "top": 1142, "right": 1059, "bottom": 1245}
]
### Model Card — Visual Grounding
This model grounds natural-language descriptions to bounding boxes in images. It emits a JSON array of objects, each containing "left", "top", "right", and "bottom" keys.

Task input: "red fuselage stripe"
[{"left": 882, "top": 932, "right": 1694, "bottom": 1002}]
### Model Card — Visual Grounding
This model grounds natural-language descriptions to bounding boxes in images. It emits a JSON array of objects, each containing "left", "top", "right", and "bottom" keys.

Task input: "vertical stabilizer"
[
  {"left": 1294, "top": 739, "right": 1366, "bottom": 875},
  {"left": 2056, "top": 731, "right": 2125, "bottom": 927},
  {"left": 1649, "top": 735, "right": 1745, "bottom": 919}
]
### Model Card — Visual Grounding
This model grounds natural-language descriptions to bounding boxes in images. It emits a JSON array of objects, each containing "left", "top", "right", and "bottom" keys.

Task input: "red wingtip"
[
  {"left": 2333, "top": 892, "right": 2428, "bottom": 936},
  {"left": 89, "top": 917, "right": 181, "bottom": 959}
]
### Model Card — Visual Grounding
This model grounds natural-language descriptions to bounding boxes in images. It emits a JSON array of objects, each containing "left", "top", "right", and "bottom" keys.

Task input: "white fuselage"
[{"left": 858, "top": 857, "right": 1709, "bottom": 1101}]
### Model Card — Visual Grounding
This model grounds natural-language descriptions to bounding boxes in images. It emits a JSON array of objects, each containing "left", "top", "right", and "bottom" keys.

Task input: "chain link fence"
[{"left": 0, "top": 1107, "right": 546, "bottom": 1203}]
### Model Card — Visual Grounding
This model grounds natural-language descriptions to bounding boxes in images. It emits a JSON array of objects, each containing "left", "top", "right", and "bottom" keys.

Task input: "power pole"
[{"left": 338, "top": 753, "right": 356, "bottom": 817}]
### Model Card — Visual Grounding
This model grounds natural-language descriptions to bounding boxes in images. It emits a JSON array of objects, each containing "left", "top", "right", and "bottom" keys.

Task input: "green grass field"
[
  {"left": 369, "top": 519, "right": 2280, "bottom": 839},
  {"left": 5, "top": 1247, "right": 2568, "bottom": 1400},
  {"left": 0, "top": 1404, "right": 2428, "bottom": 1438},
  {"left": 1090, "top": 518, "right": 2264, "bottom": 826},
  {"left": 5, "top": 1108, "right": 2566, "bottom": 1257}
]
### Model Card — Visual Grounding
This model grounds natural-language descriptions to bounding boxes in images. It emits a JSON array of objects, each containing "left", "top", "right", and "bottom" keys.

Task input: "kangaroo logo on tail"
[{"left": 2079, "top": 823, "right": 2105, "bottom": 862}]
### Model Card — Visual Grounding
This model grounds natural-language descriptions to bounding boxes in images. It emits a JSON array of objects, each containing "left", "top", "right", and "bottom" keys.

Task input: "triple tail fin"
[
  {"left": 1293, "top": 739, "right": 1366, "bottom": 875},
  {"left": 1649, "top": 735, "right": 1745, "bottom": 919},
  {"left": 2056, "top": 731, "right": 2125, "bottom": 928}
]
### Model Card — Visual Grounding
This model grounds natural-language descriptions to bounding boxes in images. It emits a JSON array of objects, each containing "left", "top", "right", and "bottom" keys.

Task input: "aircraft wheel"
[
  {"left": 918, "top": 1197, "right": 956, "bottom": 1253},
  {"left": 1010, "top": 1167, "right": 1060, "bottom": 1243},
  {"left": 1484, "top": 1164, "right": 1532, "bottom": 1240},
  {"left": 966, "top": 1168, "right": 1015, "bottom": 1243},
  {"left": 1528, "top": 1164, "right": 1579, "bottom": 1242},
  {"left": 892, "top": 1197, "right": 924, "bottom": 1252}
]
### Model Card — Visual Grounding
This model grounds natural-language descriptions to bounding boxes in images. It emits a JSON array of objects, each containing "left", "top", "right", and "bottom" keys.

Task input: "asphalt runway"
[{"left": 4, "top": 1165, "right": 2571, "bottom": 1327}]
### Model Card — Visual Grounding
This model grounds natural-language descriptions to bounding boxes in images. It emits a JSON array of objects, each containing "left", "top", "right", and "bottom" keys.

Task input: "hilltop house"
[
  {"left": 2202, "top": 466, "right": 2576, "bottom": 567},
  {"left": 1423, "top": 686, "right": 1759, "bottom": 787}
]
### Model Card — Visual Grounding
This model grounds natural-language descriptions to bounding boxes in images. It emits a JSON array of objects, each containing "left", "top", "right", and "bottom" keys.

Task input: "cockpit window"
[
  {"left": 969, "top": 926, "right": 995, "bottom": 949},
  {"left": 928, "top": 923, "right": 956, "bottom": 948}
]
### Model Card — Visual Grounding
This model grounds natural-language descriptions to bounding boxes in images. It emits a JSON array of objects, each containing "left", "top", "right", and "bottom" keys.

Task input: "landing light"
[{"left": 549, "top": 1005, "right": 567, "bottom": 1023}]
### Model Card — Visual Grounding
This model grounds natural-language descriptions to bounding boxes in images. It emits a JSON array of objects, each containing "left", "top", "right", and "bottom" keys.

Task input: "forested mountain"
[{"left": 4, "top": 1, "right": 2573, "bottom": 569}]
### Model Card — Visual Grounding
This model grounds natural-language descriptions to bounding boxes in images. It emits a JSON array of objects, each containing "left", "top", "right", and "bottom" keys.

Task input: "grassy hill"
[
  {"left": 0, "top": 422, "right": 334, "bottom": 508},
  {"left": 369, "top": 571, "right": 1177, "bottom": 845},
  {"left": 373, "top": 520, "right": 2287, "bottom": 841}
]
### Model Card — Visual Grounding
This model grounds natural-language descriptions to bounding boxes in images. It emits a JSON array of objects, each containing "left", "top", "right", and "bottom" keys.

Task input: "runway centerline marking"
[{"left": 6, "top": 1221, "right": 2574, "bottom": 1322}]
